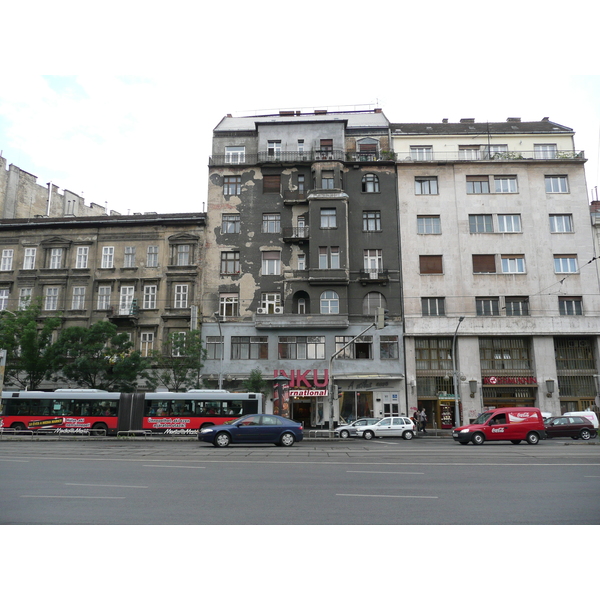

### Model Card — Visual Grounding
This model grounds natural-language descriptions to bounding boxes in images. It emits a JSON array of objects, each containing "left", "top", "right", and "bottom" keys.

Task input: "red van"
[{"left": 452, "top": 407, "right": 547, "bottom": 445}]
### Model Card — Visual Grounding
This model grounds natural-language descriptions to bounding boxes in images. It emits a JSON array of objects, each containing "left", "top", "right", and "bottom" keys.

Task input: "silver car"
[
  {"left": 357, "top": 416, "right": 416, "bottom": 440},
  {"left": 335, "top": 418, "right": 380, "bottom": 439}
]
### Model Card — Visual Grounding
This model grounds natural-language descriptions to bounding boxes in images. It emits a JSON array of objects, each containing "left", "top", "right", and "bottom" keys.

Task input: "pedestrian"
[
  {"left": 419, "top": 408, "right": 428, "bottom": 434},
  {"left": 413, "top": 409, "right": 420, "bottom": 431}
]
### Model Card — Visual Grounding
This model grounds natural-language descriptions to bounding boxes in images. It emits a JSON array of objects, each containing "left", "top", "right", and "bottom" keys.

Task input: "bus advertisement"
[{"left": 0, "top": 390, "right": 265, "bottom": 435}]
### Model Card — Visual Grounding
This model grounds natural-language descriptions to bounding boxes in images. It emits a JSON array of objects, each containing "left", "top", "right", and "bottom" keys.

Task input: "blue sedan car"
[{"left": 198, "top": 414, "right": 304, "bottom": 447}]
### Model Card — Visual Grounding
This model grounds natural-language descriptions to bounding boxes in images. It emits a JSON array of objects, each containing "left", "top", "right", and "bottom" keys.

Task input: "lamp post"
[
  {"left": 452, "top": 316, "right": 465, "bottom": 428},
  {"left": 214, "top": 312, "right": 224, "bottom": 390}
]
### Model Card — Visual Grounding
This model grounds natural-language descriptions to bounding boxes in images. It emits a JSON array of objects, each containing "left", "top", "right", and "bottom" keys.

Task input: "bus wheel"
[
  {"left": 91, "top": 423, "right": 108, "bottom": 436},
  {"left": 12, "top": 422, "right": 27, "bottom": 431}
]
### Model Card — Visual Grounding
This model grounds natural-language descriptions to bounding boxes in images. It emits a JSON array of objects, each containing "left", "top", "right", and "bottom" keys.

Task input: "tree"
[
  {"left": 243, "top": 368, "right": 268, "bottom": 394},
  {"left": 146, "top": 330, "right": 206, "bottom": 392},
  {"left": 0, "top": 302, "right": 62, "bottom": 390},
  {"left": 52, "top": 321, "right": 149, "bottom": 391}
]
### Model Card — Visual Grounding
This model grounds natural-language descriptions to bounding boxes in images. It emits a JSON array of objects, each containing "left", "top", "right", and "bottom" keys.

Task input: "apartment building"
[
  {"left": 0, "top": 212, "right": 205, "bottom": 384},
  {"left": 394, "top": 118, "right": 600, "bottom": 427},
  {"left": 201, "top": 109, "right": 404, "bottom": 426}
]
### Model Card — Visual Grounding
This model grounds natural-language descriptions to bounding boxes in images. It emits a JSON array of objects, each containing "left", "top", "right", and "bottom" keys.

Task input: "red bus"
[{"left": 0, "top": 390, "right": 265, "bottom": 435}]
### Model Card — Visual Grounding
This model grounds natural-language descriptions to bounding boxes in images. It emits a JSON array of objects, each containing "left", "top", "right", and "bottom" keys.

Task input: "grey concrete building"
[{"left": 201, "top": 109, "right": 404, "bottom": 426}]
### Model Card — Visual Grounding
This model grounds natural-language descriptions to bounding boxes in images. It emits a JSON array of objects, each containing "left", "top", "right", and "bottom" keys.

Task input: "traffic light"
[{"left": 376, "top": 306, "right": 389, "bottom": 329}]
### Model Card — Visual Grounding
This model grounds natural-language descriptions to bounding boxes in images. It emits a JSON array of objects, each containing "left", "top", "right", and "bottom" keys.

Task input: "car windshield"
[{"left": 472, "top": 412, "right": 493, "bottom": 425}]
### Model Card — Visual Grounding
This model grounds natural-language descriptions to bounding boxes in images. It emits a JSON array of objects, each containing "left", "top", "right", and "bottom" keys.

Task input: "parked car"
[
  {"left": 357, "top": 416, "right": 416, "bottom": 440},
  {"left": 197, "top": 414, "right": 303, "bottom": 447},
  {"left": 335, "top": 418, "right": 380, "bottom": 439},
  {"left": 545, "top": 415, "right": 598, "bottom": 440}
]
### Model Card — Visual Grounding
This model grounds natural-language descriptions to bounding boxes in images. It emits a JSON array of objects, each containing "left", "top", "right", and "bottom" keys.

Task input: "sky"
[{"left": 1, "top": 3, "right": 600, "bottom": 217}]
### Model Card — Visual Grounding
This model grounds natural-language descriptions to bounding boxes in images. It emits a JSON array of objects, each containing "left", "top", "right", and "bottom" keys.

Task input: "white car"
[
  {"left": 357, "top": 416, "right": 416, "bottom": 440},
  {"left": 335, "top": 418, "right": 380, "bottom": 439}
]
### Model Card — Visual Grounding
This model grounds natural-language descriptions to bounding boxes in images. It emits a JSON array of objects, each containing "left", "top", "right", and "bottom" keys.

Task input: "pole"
[
  {"left": 452, "top": 316, "right": 465, "bottom": 427},
  {"left": 214, "top": 313, "right": 224, "bottom": 390}
]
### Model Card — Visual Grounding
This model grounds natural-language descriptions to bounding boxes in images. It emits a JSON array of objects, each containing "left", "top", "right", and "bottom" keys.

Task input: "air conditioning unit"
[
  {"left": 256, "top": 307, "right": 267, "bottom": 315},
  {"left": 274, "top": 306, "right": 284, "bottom": 314}
]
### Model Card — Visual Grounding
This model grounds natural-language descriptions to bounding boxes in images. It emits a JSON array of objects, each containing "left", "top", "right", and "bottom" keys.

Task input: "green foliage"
[
  {"left": 52, "top": 320, "right": 149, "bottom": 391},
  {"left": 242, "top": 368, "right": 267, "bottom": 394},
  {"left": 146, "top": 330, "right": 206, "bottom": 392},
  {"left": 0, "top": 302, "right": 62, "bottom": 390}
]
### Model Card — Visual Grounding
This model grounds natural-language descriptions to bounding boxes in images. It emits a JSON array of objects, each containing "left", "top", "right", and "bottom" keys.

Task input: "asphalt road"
[{"left": 1, "top": 436, "right": 599, "bottom": 525}]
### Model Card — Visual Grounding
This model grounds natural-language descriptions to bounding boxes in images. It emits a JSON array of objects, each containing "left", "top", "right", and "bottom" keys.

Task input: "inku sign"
[
  {"left": 483, "top": 376, "right": 537, "bottom": 385},
  {"left": 273, "top": 369, "right": 329, "bottom": 395}
]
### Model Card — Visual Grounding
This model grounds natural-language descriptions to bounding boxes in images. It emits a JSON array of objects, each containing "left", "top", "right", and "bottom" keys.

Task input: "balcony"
[
  {"left": 395, "top": 150, "right": 585, "bottom": 163},
  {"left": 108, "top": 300, "right": 139, "bottom": 323},
  {"left": 358, "top": 269, "right": 389, "bottom": 285},
  {"left": 209, "top": 150, "right": 346, "bottom": 166},
  {"left": 308, "top": 268, "right": 349, "bottom": 285},
  {"left": 254, "top": 312, "right": 349, "bottom": 329},
  {"left": 282, "top": 226, "right": 310, "bottom": 243},
  {"left": 346, "top": 151, "right": 397, "bottom": 162},
  {"left": 283, "top": 190, "right": 308, "bottom": 205}
]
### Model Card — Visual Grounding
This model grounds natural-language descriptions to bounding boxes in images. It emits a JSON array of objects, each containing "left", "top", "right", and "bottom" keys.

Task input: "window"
[
  {"left": 497, "top": 214, "right": 521, "bottom": 233},
  {"left": 262, "top": 213, "right": 281, "bottom": 233},
  {"left": 545, "top": 175, "right": 568, "bottom": 193},
  {"left": 501, "top": 255, "right": 525, "bottom": 274},
  {"left": 459, "top": 145, "right": 480, "bottom": 160},
  {"left": 170, "top": 332, "right": 187, "bottom": 357},
  {"left": 362, "top": 291, "right": 386, "bottom": 315},
  {"left": 263, "top": 174, "right": 281, "bottom": 193},
  {"left": 44, "top": 287, "right": 59, "bottom": 311},
  {"left": 415, "top": 338, "right": 452, "bottom": 371},
  {"left": 1, "top": 249, "right": 13, "bottom": 271},
  {"left": 119, "top": 246, "right": 135, "bottom": 268},
  {"left": 549, "top": 214, "right": 573, "bottom": 233},
  {"left": 75, "top": 247, "right": 89, "bottom": 269},
  {"left": 554, "top": 255, "right": 578, "bottom": 273},
  {"left": 206, "top": 336, "right": 223, "bottom": 360},
  {"left": 364, "top": 249, "right": 383, "bottom": 273},
  {"left": 419, "top": 255, "right": 443, "bottom": 274},
  {"left": 297, "top": 253, "right": 306, "bottom": 270},
  {"left": 417, "top": 215, "right": 441, "bottom": 235},
  {"left": 479, "top": 337, "right": 531, "bottom": 370},
  {"left": 223, "top": 176, "right": 241, "bottom": 196},
  {"left": 0, "top": 289, "right": 8, "bottom": 311},
  {"left": 363, "top": 210, "right": 382, "bottom": 232},
  {"left": 415, "top": 177, "right": 438, "bottom": 195},
  {"left": 147, "top": 246, "right": 159, "bottom": 267},
  {"left": 23, "top": 248, "right": 36, "bottom": 270},
  {"left": 485, "top": 144, "right": 508, "bottom": 158},
  {"left": 262, "top": 251, "right": 281, "bottom": 275},
  {"left": 141, "top": 332, "right": 154, "bottom": 357},
  {"left": 380, "top": 336, "right": 399, "bottom": 360},
  {"left": 535, "top": 144, "right": 557, "bottom": 159},
  {"left": 49, "top": 248, "right": 63, "bottom": 269},
  {"left": 320, "top": 139, "right": 333, "bottom": 153},
  {"left": 219, "top": 293, "right": 239, "bottom": 317},
  {"left": 174, "top": 284, "right": 188, "bottom": 308},
  {"left": 476, "top": 297, "right": 500, "bottom": 316},
  {"left": 220, "top": 251, "right": 240, "bottom": 275},
  {"left": 505, "top": 296, "right": 529, "bottom": 316},
  {"left": 231, "top": 336, "right": 268, "bottom": 360},
  {"left": 97, "top": 286, "right": 111, "bottom": 310},
  {"left": 410, "top": 146, "right": 433, "bottom": 160},
  {"left": 71, "top": 286, "right": 86, "bottom": 310},
  {"left": 222, "top": 214, "right": 241, "bottom": 234},
  {"left": 260, "top": 293, "right": 281, "bottom": 314},
  {"left": 472, "top": 254, "right": 496, "bottom": 273},
  {"left": 101, "top": 247, "right": 114, "bottom": 268},
  {"left": 297, "top": 139, "right": 305, "bottom": 154},
  {"left": 494, "top": 176, "right": 517, "bottom": 193},
  {"left": 297, "top": 174, "right": 305, "bottom": 194},
  {"left": 335, "top": 335, "right": 373, "bottom": 359},
  {"left": 421, "top": 297, "right": 445, "bottom": 316},
  {"left": 119, "top": 286, "right": 135, "bottom": 315},
  {"left": 466, "top": 176, "right": 490, "bottom": 194},
  {"left": 267, "top": 140, "right": 281, "bottom": 159},
  {"left": 320, "top": 290, "right": 339, "bottom": 314},
  {"left": 559, "top": 297, "right": 583, "bottom": 315},
  {"left": 320, "top": 208, "right": 337, "bottom": 229},
  {"left": 225, "top": 146, "right": 245, "bottom": 164},
  {"left": 469, "top": 214, "right": 493, "bottom": 233},
  {"left": 319, "top": 247, "right": 340, "bottom": 269},
  {"left": 362, "top": 173, "right": 380, "bottom": 193},
  {"left": 278, "top": 336, "right": 325, "bottom": 360},
  {"left": 143, "top": 285, "right": 157, "bottom": 309},
  {"left": 322, "top": 171, "right": 335, "bottom": 189},
  {"left": 18, "top": 288, "right": 32, "bottom": 309},
  {"left": 176, "top": 245, "right": 191, "bottom": 266}
]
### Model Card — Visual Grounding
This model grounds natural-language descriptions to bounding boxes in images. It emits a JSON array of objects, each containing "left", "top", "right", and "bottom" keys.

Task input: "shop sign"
[
  {"left": 273, "top": 369, "right": 329, "bottom": 388},
  {"left": 289, "top": 389, "right": 327, "bottom": 397},
  {"left": 483, "top": 376, "right": 537, "bottom": 385}
]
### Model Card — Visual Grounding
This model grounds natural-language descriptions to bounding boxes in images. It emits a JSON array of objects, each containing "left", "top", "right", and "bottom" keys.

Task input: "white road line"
[
  {"left": 21, "top": 495, "right": 126, "bottom": 499},
  {"left": 584, "top": 475, "right": 600, "bottom": 478},
  {"left": 337, "top": 493, "right": 438, "bottom": 499},
  {"left": 0, "top": 459, "right": 29, "bottom": 462},
  {"left": 142, "top": 464, "right": 206, "bottom": 469},
  {"left": 346, "top": 470, "right": 424, "bottom": 475},
  {"left": 65, "top": 483, "right": 148, "bottom": 488}
]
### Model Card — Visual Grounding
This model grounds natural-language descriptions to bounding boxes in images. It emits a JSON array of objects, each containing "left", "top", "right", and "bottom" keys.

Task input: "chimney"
[
  {"left": 442, "top": 118, "right": 448, "bottom": 124},
  {"left": 507, "top": 117, "right": 521, "bottom": 122},
  {"left": 460, "top": 118, "right": 475, "bottom": 123}
]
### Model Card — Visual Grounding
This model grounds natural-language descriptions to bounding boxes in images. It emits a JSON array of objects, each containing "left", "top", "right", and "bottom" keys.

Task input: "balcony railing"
[
  {"left": 282, "top": 226, "right": 310, "bottom": 242},
  {"left": 209, "top": 150, "right": 346, "bottom": 166},
  {"left": 359, "top": 269, "right": 389, "bottom": 283},
  {"left": 396, "top": 150, "right": 585, "bottom": 162},
  {"left": 108, "top": 300, "right": 139, "bottom": 318}
]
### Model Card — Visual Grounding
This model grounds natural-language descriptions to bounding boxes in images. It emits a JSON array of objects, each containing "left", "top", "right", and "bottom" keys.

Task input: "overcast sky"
[{"left": 1, "top": 3, "right": 599, "bottom": 217}]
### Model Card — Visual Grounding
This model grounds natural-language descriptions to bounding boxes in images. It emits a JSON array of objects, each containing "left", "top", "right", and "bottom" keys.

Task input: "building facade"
[
  {"left": 0, "top": 212, "right": 205, "bottom": 387},
  {"left": 201, "top": 109, "right": 405, "bottom": 426},
  {"left": 394, "top": 118, "right": 600, "bottom": 427}
]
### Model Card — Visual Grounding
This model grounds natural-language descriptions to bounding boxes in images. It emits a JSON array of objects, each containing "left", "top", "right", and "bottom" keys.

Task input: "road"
[{"left": 1, "top": 437, "right": 599, "bottom": 525}]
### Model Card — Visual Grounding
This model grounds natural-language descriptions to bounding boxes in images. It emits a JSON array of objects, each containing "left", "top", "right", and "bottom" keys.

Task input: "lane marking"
[
  {"left": 337, "top": 493, "right": 438, "bottom": 499},
  {"left": 584, "top": 475, "right": 600, "bottom": 478},
  {"left": 65, "top": 483, "right": 148, "bottom": 488},
  {"left": 143, "top": 464, "right": 206, "bottom": 469},
  {"left": 21, "top": 495, "right": 126, "bottom": 499},
  {"left": 346, "top": 470, "right": 424, "bottom": 475},
  {"left": 0, "top": 459, "right": 29, "bottom": 462}
]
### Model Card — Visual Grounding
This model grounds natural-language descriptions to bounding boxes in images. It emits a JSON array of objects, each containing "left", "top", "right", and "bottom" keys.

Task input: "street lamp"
[
  {"left": 452, "top": 316, "right": 465, "bottom": 428},
  {"left": 213, "top": 312, "right": 224, "bottom": 390}
]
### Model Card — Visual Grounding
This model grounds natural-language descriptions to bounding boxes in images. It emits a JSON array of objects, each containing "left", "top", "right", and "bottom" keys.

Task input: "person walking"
[
  {"left": 419, "top": 408, "right": 428, "bottom": 434},
  {"left": 413, "top": 409, "right": 420, "bottom": 432}
]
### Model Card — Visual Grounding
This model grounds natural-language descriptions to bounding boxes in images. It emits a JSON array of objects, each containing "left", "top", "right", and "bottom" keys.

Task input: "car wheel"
[
  {"left": 340, "top": 430, "right": 350, "bottom": 439},
  {"left": 363, "top": 430, "right": 374, "bottom": 440},
  {"left": 279, "top": 432, "right": 295, "bottom": 447},
  {"left": 472, "top": 432, "right": 485, "bottom": 445},
  {"left": 214, "top": 432, "right": 231, "bottom": 448},
  {"left": 403, "top": 430, "right": 414, "bottom": 440},
  {"left": 510, "top": 440, "right": 521, "bottom": 445},
  {"left": 580, "top": 429, "right": 592, "bottom": 440},
  {"left": 526, "top": 432, "right": 540, "bottom": 445}
]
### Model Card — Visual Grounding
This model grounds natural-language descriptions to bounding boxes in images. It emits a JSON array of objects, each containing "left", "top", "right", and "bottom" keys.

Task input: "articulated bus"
[{"left": 0, "top": 390, "right": 265, "bottom": 435}]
